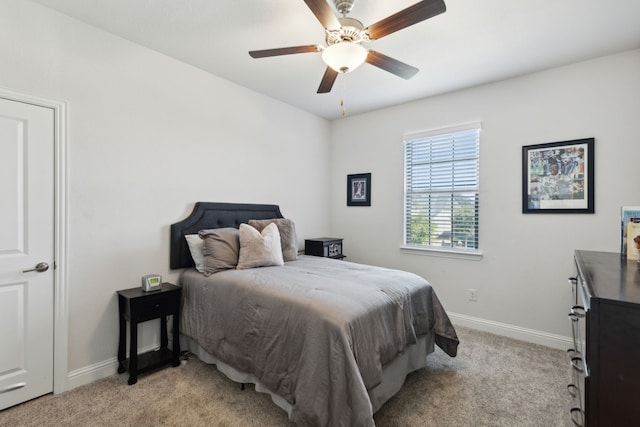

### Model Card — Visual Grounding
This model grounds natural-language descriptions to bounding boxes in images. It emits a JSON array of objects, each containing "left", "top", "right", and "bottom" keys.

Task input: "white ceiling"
[{"left": 31, "top": 0, "right": 640, "bottom": 120}]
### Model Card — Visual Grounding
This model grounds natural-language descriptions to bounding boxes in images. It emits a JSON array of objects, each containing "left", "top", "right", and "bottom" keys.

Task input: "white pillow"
[
  {"left": 236, "top": 223, "right": 284, "bottom": 270},
  {"left": 185, "top": 234, "right": 205, "bottom": 273},
  {"left": 248, "top": 218, "right": 298, "bottom": 262}
]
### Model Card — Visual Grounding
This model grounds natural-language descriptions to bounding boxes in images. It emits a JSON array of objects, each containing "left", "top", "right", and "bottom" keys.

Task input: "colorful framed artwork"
[{"left": 522, "top": 138, "right": 594, "bottom": 213}]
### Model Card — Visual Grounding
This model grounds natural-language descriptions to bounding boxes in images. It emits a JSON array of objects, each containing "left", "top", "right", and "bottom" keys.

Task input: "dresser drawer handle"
[
  {"left": 154, "top": 303, "right": 160, "bottom": 309},
  {"left": 570, "top": 355, "right": 584, "bottom": 373},
  {"left": 569, "top": 406, "right": 584, "bottom": 426},
  {"left": 567, "top": 383, "right": 579, "bottom": 397},
  {"left": 570, "top": 305, "right": 585, "bottom": 317}
]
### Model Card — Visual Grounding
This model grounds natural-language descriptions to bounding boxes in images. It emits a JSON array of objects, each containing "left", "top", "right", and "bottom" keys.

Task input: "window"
[{"left": 403, "top": 123, "right": 480, "bottom": 253}]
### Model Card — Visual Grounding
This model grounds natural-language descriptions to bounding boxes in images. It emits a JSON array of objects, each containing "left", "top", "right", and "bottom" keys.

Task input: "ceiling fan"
[{"left": 249, "top": 0, "right": 447, "bottom": 94}]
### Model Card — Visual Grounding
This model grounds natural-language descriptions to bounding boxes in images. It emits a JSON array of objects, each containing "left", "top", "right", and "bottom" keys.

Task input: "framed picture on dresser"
[{"left": 522, "top": 138, "right": 594, "bottom": 214}]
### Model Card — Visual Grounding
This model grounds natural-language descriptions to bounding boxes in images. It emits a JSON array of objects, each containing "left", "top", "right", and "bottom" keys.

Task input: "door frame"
[{"left": 0, "top": 87, "right": 69, "bottom": 394}]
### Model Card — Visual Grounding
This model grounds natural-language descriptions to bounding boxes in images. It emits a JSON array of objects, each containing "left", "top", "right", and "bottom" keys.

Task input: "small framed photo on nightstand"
[{"left": 347, "top": 173, "right": 371, "bottom": 206}]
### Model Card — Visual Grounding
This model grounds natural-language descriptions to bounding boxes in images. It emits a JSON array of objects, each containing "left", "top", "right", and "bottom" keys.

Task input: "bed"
[{"left": 170, "top": 202, "right": 459, "bottom": 426}]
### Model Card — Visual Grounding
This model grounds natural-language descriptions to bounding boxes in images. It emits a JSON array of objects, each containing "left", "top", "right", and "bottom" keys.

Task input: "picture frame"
[
  {"left": 522, "top": 138, "right": 594, "bottom": 214},
  {"left": 347, "top": 173, "right": 371, "bottom": 206}
]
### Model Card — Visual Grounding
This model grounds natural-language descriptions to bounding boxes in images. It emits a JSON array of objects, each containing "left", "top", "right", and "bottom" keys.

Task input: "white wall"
[
  {"left": 0, "top": 0, "right": 331, "bottom": 381},
  {"left": 330, "top": 49, "right": 640, "bottom": 345}
]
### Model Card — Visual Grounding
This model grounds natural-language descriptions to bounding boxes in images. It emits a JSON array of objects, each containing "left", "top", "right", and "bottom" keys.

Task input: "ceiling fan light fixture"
[{"left": 321, "top": 42, "right": 367, "bottom": 73}]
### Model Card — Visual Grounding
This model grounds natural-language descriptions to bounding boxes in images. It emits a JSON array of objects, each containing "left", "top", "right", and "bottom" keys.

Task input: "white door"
[{"left": 0, "top": 97, "right": 54, "bottom": 410}]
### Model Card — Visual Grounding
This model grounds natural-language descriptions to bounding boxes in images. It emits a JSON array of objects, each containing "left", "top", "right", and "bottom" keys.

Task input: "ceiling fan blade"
[
  {"left": 249, "top": 45, "right": 320, "bottom": 58},
  {"left": 366, "top": 0, "right": 446, "bottom": 40},
  {"left": 303, "top": 0, "right": 341, "bottom": 29},
  {"left": 317, "top": 67, "right": 339, "bottom": 93},
  {"left": 366, "top": 50, "right": 419, "bottom": 79}
]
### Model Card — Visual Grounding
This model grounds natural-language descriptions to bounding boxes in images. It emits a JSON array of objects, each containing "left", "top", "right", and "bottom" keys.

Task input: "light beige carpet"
[{"left": 0, "top": 326, "right": 573, "bottom": 426}]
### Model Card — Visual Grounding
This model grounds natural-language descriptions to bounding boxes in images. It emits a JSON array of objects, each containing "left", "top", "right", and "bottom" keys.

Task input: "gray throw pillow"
[{"left": 198, "top": 227, "right": 240, "bottom": 276}]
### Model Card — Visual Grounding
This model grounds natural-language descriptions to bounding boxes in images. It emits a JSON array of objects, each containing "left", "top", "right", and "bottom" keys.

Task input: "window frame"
[{"left": 402, "top": 122, "right": 482, "bottom": 260}]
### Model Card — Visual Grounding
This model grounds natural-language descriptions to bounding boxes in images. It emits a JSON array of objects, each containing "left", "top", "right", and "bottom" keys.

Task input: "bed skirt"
[{"left": 180, "top": 332, "right": 435, "bottom": 418}]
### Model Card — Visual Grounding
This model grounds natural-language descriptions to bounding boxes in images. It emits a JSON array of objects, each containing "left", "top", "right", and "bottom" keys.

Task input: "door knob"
[{"left": 22, "top": 262, "right": 49, "bottom": 273}]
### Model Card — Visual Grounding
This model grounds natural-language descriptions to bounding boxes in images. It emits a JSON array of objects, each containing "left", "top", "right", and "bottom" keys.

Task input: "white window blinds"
[{"left": 404, "top": 124, "right": 480, "bottom": 250}]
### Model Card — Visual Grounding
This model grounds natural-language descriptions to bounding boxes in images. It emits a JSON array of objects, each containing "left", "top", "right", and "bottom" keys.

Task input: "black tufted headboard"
[{"left": 169, "top": 202, "right": 284, "bottom": 269}]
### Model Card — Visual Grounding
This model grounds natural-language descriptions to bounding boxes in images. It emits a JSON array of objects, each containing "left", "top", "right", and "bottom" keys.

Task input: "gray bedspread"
[{"left": 180, "top": 256, "right": 458, "bottom": 426}]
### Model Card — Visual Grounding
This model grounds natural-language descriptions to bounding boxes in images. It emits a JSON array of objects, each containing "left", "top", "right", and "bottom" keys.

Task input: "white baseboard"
[
  {"left": 448, "top": 312, "right": 572, "bottom": 351},
  {"left": 66, "top": 344, "right": 158, "bottom": 390}
]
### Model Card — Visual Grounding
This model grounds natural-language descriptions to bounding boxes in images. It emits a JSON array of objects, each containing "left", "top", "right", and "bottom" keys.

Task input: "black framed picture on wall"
[
  {"left": 522, "top": 138, "right": 594, "bottom": 214},
  {"left": 347, "top": 173, "right": 371, "bottom": 206}
]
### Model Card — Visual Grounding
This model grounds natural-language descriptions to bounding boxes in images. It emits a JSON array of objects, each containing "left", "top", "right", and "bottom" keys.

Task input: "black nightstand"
[
  {"left": 117, "top": 283, "right": 181, "bottom": 385},
  {"left": 305, "top": 238, "right": 345, "bottom": 260}
]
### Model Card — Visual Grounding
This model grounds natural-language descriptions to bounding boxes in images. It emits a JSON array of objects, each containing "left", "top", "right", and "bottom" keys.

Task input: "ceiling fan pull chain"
[{"left": 340, "top": 73, "right": 347, "bottom": 116}]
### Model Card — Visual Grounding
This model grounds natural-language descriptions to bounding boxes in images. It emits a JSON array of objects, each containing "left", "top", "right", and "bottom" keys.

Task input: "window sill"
[{"left": 400, "top": 245, "right": 483, "bottom": 261}]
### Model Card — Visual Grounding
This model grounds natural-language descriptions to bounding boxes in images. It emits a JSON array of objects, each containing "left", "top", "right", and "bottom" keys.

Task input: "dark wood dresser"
[{"left": 569, "top": 250, "right": 640, "bottom": 426}]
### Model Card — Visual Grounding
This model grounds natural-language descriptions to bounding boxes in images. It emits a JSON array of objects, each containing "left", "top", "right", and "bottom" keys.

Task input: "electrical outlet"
[{"left": 469, "top": 288, "right": 478, "bottom": 302}]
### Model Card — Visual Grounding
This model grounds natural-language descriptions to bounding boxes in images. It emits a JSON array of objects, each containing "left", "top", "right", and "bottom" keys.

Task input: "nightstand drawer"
[{"left": 133, "top": 293, "right": 179, "bottom": 322}]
